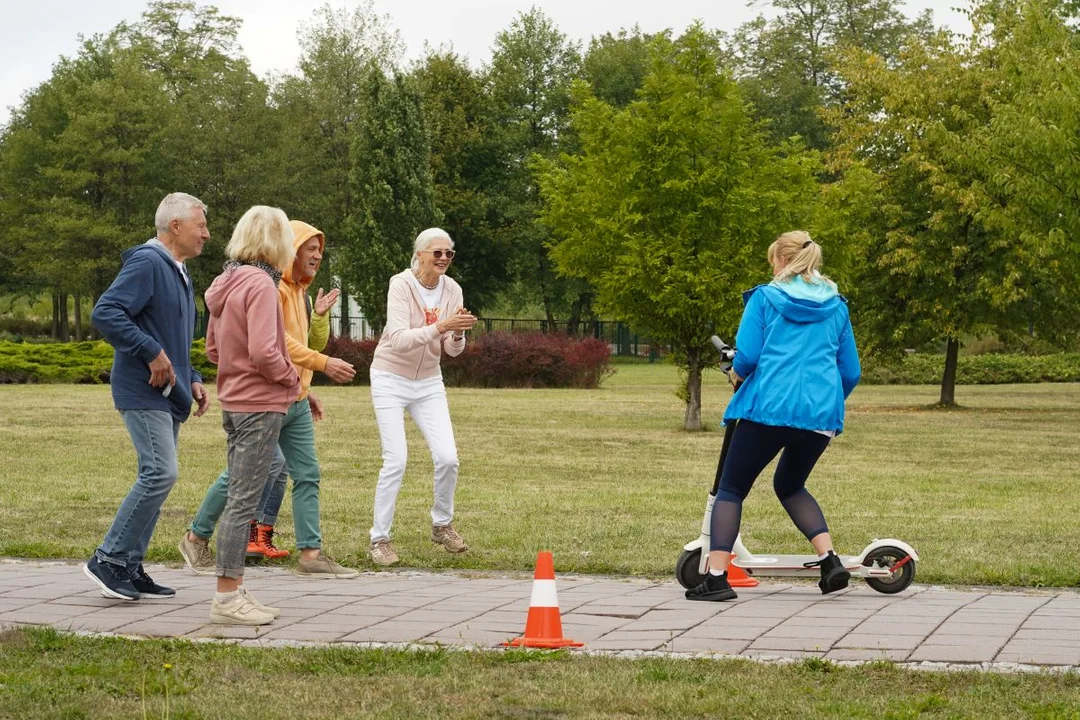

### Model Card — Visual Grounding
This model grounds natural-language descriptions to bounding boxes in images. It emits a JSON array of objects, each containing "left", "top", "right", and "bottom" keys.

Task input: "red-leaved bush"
[{"left": 319, "top": 332, "right": 613, "bottom": 389}]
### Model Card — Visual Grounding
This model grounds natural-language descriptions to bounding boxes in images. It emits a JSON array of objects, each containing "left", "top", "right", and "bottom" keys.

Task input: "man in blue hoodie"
[
  {"left": 84, "top": 192, "right": 211, "bottom": 601},
  {"left": 686, "top": 230, "right": 861, "bottom": 603}
]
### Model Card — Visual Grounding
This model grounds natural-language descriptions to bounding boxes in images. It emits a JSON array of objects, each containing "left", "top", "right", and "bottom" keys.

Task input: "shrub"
[
  {"left": 0, "top": 340, "right": 217, "bottom": 384},
  {"left": 860, "top": 353, "right": 1080, "bottom": 385},
  {"left": 318, "top": 331, "right": 614, "bottom": 389}
]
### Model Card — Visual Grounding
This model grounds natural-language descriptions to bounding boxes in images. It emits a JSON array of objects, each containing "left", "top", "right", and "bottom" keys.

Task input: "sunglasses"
[{"left": 424, "top": 249, "right": 456, "bottom": 259}]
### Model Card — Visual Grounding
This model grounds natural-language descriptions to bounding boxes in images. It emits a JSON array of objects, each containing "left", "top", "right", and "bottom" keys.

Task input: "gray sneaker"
[
  {"left": 369, "top": 539, "right": 399, "bottom": 566},
  {"left": 432, "top": 524, "right": 468, "bottom": 553},
  {"left": 293, "top": 552, "right": 359, "bottom": 579},
  {"left": 210, "top": 593, "right": 275, "bottom": 626},
  {"left": 178, "top": 532, "right": 216, "bottom": 576},
  {"left": 240, "top": 586, "right": 280, "bottom": 618}
]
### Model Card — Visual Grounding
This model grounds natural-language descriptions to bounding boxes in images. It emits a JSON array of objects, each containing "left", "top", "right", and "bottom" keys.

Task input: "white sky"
[{"left": 0, "top": 0, "right": 972, "bottom": 127}]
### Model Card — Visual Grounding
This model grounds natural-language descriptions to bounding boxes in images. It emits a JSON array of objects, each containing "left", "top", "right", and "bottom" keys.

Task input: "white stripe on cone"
[{"left": 529, "top": 578, "right": 559, "bottom": 608}]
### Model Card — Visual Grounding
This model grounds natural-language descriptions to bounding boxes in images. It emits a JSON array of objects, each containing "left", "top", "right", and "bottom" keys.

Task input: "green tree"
[
  {"left": 581, "top": 27, "right": 654, "bottom": 108},
  {"left": 538, "top": 26, "right": 821, "bottom": 430},
  {"left": 338, "top": 67, "right": 438, "bottom": 330}
]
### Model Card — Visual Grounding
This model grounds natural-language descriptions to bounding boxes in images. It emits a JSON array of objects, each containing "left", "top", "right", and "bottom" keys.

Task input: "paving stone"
[
  {"left": 742, "top": 648, "right": 825, "bottom": 659},
  {"left": 571, "top": 605, "right": 652, "bottom": 619},
  {"left": 683, "top": 622, "right": 777, "bottom": 641},
  {"left": 391, "top": 609, "right": 480, "bottom": 625},
  {"left": 427, "top": 627, "right": 519, "bottom": 647},
  {"left": 759, "top": 624, "right": 852, "bottom": 641},
  {"left": 616, "top": 609, "right": 717, "bottom": 631},
  {"left": 833, "top": 633, "right": 924, "bottom": 651},
  {"left": 340, "top": 622, "right": 448, "bottom": 643},
  {"left": 586, "top": 632, "right": 673, "bottom": 651},
  {"left": 909, "top": 645, "right": 999, "bottom": 663},
  {"left": 931, "top": 622, "right": 1019, "bottom": 636},
  {"left": 189, "top": 625, "right": 275, "bottom": 640},
  {"left": 118, "top": 619, "right": 209, "bottom": 637},
  {"left": 1012, "top": 628, "right": 1080, "bottom": 642},
  {"left": 748, "top": 637, "right": 836, "bottom": 653},
  {"left": 825, "top": 648, "right": 911, "bottom": 662},
  {"left": 663, "top": 637, "right": 749, "bottom": 654}
]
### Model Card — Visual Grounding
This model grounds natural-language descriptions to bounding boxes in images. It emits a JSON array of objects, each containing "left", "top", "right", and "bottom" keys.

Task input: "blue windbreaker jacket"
[{"left": 722, "top": 276, "right": 861, "bottom": 434}]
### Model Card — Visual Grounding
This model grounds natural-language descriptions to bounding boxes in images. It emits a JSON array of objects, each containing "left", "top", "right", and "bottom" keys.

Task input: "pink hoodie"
[{"left": 205, "top": 265, "right": 300, "bottom": 413}]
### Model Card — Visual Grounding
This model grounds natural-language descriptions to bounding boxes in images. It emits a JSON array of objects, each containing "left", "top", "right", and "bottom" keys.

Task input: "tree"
[
  {"left": 338, "top": 67, "right": 438, "bottom": 330},
  {"left": 412, "top": 51, "right": 513, "bottom": 314},
  {"left": 581, "top": 27, "right": 654, "bottom": 108},
  {"left": 485, "top": 8, "right": 587, "bottom": 329},
  {"left": 538, "top": 26, "right": 821, "bottom": 430}
]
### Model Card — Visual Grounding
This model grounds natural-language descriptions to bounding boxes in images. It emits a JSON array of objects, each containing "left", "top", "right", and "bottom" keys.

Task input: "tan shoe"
[
  {"left": 294, "top": 552, "right": 359, "bottom": 579},
  {"left": 239, "top": 586, "right": 280, "bottom": 618},
  {"left": 178, "top": 532, "right": 216, "bottom": 576},
  {"left": 369, "top": 539, "right": 399, "bottom": 566},
  {"left": 210, "top": 593, "right": 275, "bottom": 626},
  {"left": 432, "top": 524, "right": 468, "bottom": 553}
]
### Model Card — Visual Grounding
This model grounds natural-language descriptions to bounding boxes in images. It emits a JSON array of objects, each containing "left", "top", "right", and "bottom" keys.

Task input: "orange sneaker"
[
  {"left": 256, "top": 524, "right": 290, "bottom": 560},
  {"left": 245, "top": 520, "right": 263, "bottom": 558}
]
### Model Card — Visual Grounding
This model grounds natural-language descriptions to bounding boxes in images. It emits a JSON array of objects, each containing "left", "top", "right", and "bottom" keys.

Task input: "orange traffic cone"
[
  {"left": 503, "top": 551, "right": 583, "bottom": 649},
  {"left": 727, "top": 562, "right": 758, "bottom": 588}
]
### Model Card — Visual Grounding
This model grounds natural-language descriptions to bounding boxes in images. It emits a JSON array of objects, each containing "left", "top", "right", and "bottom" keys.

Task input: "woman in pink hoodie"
[
  {"left": 204, "top": 205, "right": 299, "bottom": 626},
  {"left": 367, "top": 228, "right": 477, "bottom": 566}
]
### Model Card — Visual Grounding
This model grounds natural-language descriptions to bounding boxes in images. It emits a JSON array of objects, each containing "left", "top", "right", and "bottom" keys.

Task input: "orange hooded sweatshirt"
[{"left": 279, "top": 221, "right": 329, "bottom": 400}]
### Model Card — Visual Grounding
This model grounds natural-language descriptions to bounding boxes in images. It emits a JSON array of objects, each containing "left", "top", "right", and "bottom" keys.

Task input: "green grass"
[
  {"left": 2, "top": 627, "right": 1079, "bottom": 719},
  {"left": 1, "top": 365, "right": 1078, "bottom": 587}
]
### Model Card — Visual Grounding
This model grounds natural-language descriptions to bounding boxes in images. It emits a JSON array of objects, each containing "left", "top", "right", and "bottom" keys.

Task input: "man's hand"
[
  {"left": 323, "top": 357, "right": 356, "bottom": 384},
  {"left": 191, "top": 382, "right": 210, "bottom": 417},
  {"left": 308, "top": 390, "right": 324, "bottom": 422},
  {"left": 314, "top": 288, "right": 339, "bottom": 317},
  {"left": 149, "top": 350, "right": 176, "bottom": 389}
]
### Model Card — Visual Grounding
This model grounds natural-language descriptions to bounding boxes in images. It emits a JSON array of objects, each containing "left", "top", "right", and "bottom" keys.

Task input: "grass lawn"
[
  {"left": 1, "top": 365, "right": 1078, "bottom": 587},
  {"left": 2, "top": 627, "right": 1079, "bottom": 719}
]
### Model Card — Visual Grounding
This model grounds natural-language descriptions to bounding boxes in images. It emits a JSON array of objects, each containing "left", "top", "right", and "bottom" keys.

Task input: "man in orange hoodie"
[{"left": 180, "top": 220, "right": 358, "bottom": 578}]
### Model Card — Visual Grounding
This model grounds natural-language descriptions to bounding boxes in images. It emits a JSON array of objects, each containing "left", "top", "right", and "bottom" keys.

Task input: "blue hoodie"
[
  {"left": 91, "top": 240, "right": 202, "bottom": 422},
  {"left": 723, "top": 275, "right": 861, "bottom": 434}
]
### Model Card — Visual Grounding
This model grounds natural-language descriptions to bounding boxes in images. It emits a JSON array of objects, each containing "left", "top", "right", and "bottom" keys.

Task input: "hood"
[
  {"left": 205, "top": 264, "right": 268, "bottom": 318},
  {"left": 283, "top": 220, "right": 325, "bottom": 289},
  {"left": 747, "top": 275, "right": 845, "bottom": 324},
  {"left": 121, "top": 238, "right": 177, "bottom": 266}
]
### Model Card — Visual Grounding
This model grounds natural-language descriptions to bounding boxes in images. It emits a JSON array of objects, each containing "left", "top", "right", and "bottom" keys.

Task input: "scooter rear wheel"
[
  {"left": 676, "top": 548, "right": 706, "bottom": 589},
  {"left": 863, "top": 545, "right": 916, "bottom": 594}
]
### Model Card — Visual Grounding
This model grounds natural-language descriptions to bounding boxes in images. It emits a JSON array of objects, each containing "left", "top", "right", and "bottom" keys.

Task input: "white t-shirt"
[{"left": 410, "top": 274, "right": 444, "bottom": 313}]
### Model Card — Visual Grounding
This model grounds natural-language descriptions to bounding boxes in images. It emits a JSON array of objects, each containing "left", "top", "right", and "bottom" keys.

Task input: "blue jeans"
[{"left": 95, "top": 409, "right": 182, "bottom": 572}]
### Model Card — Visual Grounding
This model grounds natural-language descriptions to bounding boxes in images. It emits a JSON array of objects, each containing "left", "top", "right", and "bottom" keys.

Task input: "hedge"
[
  {"left": 860, "top": 353, "right": 1080, "bottom": 385},
  {"left": 315, "top": 332, "right": 614, "bottom": 389},
  {"left": 0, "top": 340, "right": 216, "bottom": 384}
]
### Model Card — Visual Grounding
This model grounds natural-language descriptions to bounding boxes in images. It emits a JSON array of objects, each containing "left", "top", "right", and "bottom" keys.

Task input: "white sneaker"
[
  {"left": 240, "top": 586, "right": 281, "bottom": 618},
  {"left": 210, "top": 593, "right": 275, "bottom": 626}
]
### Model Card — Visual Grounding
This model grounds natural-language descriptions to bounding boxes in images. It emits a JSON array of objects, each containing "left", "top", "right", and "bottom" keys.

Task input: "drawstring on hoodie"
[{"left": 223, "top": 260, "right": 283, "bottom": 288}]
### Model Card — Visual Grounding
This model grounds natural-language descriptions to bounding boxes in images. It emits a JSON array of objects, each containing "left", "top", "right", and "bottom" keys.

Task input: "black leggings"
[{"left": 710, "top": 419, "right": 832, "bottom": 552}]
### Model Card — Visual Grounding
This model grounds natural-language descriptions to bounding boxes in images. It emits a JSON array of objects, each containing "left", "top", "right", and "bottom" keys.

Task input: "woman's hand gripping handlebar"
[{"left": 710, "top": 335, "right": 743, "bottom": 388}]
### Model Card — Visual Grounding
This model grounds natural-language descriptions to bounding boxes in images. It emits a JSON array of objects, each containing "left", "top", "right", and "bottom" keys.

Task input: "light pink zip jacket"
[
  {"left": 370, "top": 269, "right": 467, "bottom": 380},
  {"left": 206, "top": 264, "right": 300, "bottom": 413}
]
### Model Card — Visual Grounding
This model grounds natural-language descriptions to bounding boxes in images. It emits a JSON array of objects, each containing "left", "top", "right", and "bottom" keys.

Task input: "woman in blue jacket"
[{"left": 687, "top": 231, "right": 861, "bottom": 602}]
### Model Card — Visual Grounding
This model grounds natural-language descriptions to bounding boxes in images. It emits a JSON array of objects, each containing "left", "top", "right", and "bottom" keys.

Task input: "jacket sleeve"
[
  {"left": 383, "top": 277, "right": 440, "bottom": 350},
  {"left": 837, "top": 314, "right": 861, "bottom": 399},
  {"left": 277, "top": 285, "right": 328, "bottom": 372},
  {"left": 308, "top": 308, "right": 330, "bottom": 352},
  {"left": 248, "top": 283, "right": 301, "bottom": 388},
  {"left": 732, "top": 290, "right": 765, "bottom": 379},
  {"left": 441, "top": 285, "right": 467, "bottom": 357},
  {"left": 91, "top": 253, "right": 162, "bottom": 364}
]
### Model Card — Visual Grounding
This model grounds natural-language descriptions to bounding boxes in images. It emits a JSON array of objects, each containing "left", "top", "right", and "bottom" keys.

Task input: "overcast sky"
[{"left": 0, "top": 0, "right": 972, "bottom": 127}]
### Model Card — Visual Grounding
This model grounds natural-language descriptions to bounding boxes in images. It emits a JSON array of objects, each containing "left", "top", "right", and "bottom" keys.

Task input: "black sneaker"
[
  {"left": 131, "top": 565, "right": 175, "bottom": 598},
  {"left": 83, "top": 556, "right": 139, "bottom": 601},
  {"left": 685, "top": 572, "right": 738, "bottom": 602},
  {"left": 817, "top": 551, "right": 851, "bottom": 595}
]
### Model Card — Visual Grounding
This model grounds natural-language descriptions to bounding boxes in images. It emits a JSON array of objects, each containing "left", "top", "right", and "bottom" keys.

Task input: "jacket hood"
[
  {"left": 283, "top": 220, "right": 325, "bottom": 289},
  {"left": 122, "top": 238, "right": 177, "bottom": 266},
  {"left": 746, "top": 275, "right": 846, "bottom": 324},
  {"left": 205, "top": 265, "right": 268, "bottom": 318}
]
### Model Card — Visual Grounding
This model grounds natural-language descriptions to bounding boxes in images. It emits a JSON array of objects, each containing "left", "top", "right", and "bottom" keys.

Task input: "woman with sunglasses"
[{"left": 367, "top": 228, "right": 478, "bottom": 566}]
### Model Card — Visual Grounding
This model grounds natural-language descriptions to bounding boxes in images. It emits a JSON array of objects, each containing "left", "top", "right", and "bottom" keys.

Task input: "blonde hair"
[
  {"left": 410, "top": 227, "right": 454, "bottom": 272},
  {"left": 225, "top": 206, "right": 295, "bottom": 271},
  {"left": 768, "top": 230, "right": 832, "bottom": 285}
]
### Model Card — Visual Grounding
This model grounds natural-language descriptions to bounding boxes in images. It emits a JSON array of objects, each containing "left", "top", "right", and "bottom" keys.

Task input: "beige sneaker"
[
  {"left": 210, "top": 593, "right": 275, "bottom": 626},
  {"left": 294, "top": 552, "right": 359, "bottom": 579},
  {"left": 369, "top": 539, "right": 399, "bottom": 566},
  {"left": 432, "top": 524, "right": 468, "bottom": 553},
  {"left": 178, "top": 532, "right": 216, "bottom": 576},
  {"left": 239, "top": 586, "right": 280, "bottom": 618}
]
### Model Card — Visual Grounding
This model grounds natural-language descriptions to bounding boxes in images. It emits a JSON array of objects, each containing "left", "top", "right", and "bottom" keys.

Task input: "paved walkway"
[{"left": 2, "top": 560, "right": 1078, "bottom": 670}]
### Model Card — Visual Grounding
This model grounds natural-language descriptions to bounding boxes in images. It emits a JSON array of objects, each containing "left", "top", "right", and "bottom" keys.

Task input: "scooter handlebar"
[{"left": 710, "top": 335, "right": 735, "bottom": 364}]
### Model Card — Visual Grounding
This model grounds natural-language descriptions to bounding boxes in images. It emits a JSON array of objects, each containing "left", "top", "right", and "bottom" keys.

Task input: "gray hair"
[
  {"left": 410, "top": 227, "right": 454, "bottom": 272},
  {"left": 155, "top": 192, "right": 207, "bottom": 235}
]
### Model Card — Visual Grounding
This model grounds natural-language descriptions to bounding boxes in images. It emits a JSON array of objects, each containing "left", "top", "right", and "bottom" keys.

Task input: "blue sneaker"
[
  {"left": 131, "top": 565, "right": 175, "bottom": 598},
  {"left": 83, "top": 556, "right": 139, "bottom": 601}
]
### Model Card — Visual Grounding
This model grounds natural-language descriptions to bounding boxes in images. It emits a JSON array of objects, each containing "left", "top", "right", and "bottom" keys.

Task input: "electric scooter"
[{"left": 675, "top": 336, "right": 919, "bottom": 594}]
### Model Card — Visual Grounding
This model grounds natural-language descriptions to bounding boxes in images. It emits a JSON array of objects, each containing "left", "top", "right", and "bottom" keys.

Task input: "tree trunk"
[
  {"left": 565, "top": 291, "right": 591, "bottom": 336},
  {"left": 939, "top": 337, "right": 959, "bottom": 407},
  {"left": 74, "top": 294, "right": 83, "bottom": 341},
  {"left": 52, "top": 292, "right": 71, "bottom": 342},
  {"left": 684, "top": 346, "right": 703, "bottom": 431},
  {"left": 339, "top": 281, "right": 351, "bottom": 339},
  {"left": 542, "top": 296, "right": 557, "bottom": 333}
]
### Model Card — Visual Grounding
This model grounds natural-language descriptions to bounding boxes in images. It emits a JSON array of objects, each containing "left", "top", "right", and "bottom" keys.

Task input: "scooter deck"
[{"left": 733, "top": 555, "right": 861, "bottom": 572}]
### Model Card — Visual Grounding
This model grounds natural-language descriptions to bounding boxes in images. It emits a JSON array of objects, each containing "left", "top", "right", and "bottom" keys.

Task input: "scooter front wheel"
[
  {"left": 863, "top": 545, "right": 916, "bottom": 594},
  {"left": 676, "top": 548, "right": 706, "bottom": 589}
]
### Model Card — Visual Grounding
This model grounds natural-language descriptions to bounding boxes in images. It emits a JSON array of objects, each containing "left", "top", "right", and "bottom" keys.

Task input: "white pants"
[{"left": 369, "top": 369, "right": 460, "bottom": 543}]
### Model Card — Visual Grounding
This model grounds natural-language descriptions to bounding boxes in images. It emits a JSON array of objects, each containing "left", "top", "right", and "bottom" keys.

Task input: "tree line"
[{"left": 1, "top": 0, "right": 1077, "bottom": 425}]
